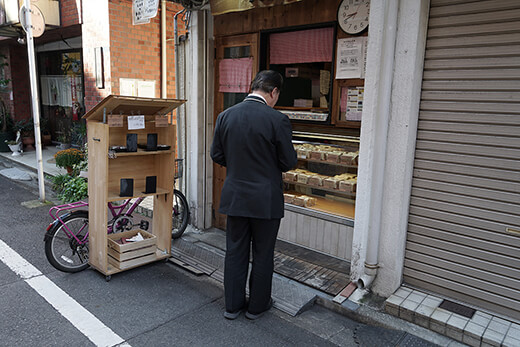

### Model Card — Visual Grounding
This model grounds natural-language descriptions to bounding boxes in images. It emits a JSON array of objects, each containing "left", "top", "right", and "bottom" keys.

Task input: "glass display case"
[{"left": 283, "top": 132, "right": 359, "bottom": 219}]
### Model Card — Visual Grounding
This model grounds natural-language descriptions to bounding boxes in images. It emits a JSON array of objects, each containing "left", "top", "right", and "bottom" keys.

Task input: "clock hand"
[{"left": 352, "top": 3, "right": 363, "bottom": 18}]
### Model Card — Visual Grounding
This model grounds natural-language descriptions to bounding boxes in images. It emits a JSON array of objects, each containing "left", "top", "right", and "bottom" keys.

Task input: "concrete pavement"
[{"left": 0, "top": 149, "right": 465, "bottom": 346}]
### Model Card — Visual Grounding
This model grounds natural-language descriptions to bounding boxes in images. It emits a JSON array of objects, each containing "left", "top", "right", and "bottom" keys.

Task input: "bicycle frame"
[{"left": 48, "top": 197, "right": 145, "bottom": 244}]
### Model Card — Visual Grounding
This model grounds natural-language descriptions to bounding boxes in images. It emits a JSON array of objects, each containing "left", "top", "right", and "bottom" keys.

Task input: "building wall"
[
  {"left": 0, "top": 45, "right": 14, "bottom": 117},
  {"left": 350, "top": 0, "right": 430, "bottom": 296},
  {"left": 108, "top": 0, "right": 184, "bottom": 98},
  {"left": 82, "top": 0, "right": 112, "bottom": 111},
  {"left": 60, "top": 0, "right": 82, "bottom": 27},
  {"left": 7, "top": 44, "right": 30, "bottom": 121}
]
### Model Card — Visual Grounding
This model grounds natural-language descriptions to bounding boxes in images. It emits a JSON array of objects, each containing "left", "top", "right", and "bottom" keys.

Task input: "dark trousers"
[{"left": 224, "top": 215, "right": 280, "bottom": 314}]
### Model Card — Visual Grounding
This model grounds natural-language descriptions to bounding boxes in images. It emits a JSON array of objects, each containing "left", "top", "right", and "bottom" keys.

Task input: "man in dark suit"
[{"left": 211, "top": 70, "right": 297, "bottom": 320}]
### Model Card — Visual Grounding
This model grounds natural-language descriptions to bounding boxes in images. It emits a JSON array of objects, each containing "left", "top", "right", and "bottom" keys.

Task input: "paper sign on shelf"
[
  {"left": 108, "top": 114, "right": 124, "bottom": 127},
  {"left": 128, "top": 115, "right": 145, "bottom": 130},
  {"left": 155, "top": 115, "right": 168, "bottom": 127}
]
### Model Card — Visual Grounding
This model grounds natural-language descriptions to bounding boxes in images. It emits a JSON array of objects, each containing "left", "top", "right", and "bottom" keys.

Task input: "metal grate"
[{"left": 438, "top": 299, "right": 476, "bottom": 319}]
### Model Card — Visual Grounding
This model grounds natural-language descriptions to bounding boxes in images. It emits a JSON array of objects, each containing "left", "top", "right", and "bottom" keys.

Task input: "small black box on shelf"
[
  {"left": 126, "top": 134, "right": 138, "bottom": 152},
  {"left": 147, "top": 133, "right": 158, "bottom": 151},
  {"left": 144, "top": 176, "right": 157, "bottom": 194},
  {"left": 120, "top": 178, "right": 134, "bottom": 197}
]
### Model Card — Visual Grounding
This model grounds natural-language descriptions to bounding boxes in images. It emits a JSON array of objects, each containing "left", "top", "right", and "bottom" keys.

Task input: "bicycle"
[{"left": 44, "top": 159, "right": 190, "bottom": 273}]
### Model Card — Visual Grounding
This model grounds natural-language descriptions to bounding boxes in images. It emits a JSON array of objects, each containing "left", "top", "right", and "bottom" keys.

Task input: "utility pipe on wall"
[
  {"left": 174, "top": 8, "right": 186, "bottom": 193},
  {"left": 356, "top": 0, "right": 399, "bottom": 289},
  {"left": 161, "top": 0, "right": 167, "bottom": 98}
]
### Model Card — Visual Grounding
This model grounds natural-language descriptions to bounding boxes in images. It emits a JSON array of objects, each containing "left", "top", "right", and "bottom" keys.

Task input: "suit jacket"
[{"left": 210, "top": 94, "right": 297, "bottom": 219}]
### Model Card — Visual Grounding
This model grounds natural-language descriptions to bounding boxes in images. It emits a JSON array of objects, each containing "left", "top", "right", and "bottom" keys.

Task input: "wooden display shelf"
[
  {"left": 111, "top": 149, "right": 173, "bottom": 157},
  {"left": 107, "top": 187, "right": 169, "bottom": 202},
  {"left": 285, "top": 191, "right": 355, "bottom": 219},
  {"left": 84, "top": 95, "right": 185, "bottom": 278},
  {"left": 284, "top": 179, "right": 356, "bottom": 197},
  {"left": 104, "top": 249, "right": 171, "bottom": 275}
]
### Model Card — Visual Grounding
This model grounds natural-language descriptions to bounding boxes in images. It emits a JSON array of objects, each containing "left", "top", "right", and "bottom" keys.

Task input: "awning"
[{"left": 209, "top": 0, "right": 303, "bottom": 16}]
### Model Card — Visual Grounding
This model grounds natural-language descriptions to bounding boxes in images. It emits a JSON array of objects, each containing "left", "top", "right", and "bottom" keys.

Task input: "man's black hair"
[{"left": 250, "top": 70, "right": 283, "bottom": 93}]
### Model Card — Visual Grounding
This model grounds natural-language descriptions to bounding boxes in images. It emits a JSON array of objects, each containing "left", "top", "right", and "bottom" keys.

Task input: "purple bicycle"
[{"left": 44, "top": 188, "right": 189, "bottom": 273}]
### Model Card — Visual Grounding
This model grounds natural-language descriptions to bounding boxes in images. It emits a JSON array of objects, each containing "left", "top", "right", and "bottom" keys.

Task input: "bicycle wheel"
[
  {"left": 172, "top": 189, "right": 189, "bottom": 239},
  {"left": 45, "top": 210, "right": 90, "bottom": 273}
]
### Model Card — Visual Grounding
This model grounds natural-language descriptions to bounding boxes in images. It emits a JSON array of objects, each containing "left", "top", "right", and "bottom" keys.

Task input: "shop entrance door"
[{"left": 212, "top": 33, "right": 259, "bottom": 229}]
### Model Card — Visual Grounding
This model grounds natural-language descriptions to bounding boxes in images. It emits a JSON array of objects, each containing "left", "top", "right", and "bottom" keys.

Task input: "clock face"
[{"left": 338, "top": 0, "right": 370, "bottom": 34}]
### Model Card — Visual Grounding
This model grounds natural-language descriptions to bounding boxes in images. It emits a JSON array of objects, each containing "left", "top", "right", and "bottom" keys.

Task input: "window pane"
[
  {"left": 224, "top": 46, "right": 250, "bottom": 59},
  {"left": 223, "top": 93, "right": 248, "bottom": 110}
]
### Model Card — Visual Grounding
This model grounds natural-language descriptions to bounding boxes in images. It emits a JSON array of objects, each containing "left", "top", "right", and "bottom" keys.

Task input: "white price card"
[{"left": 128, "top": 115, "right": 145, "bottom": 130}]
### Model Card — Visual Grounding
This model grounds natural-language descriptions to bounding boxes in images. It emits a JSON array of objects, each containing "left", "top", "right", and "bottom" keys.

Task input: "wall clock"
[{"left": 338, "top": 0, "right": 370, "bottom": 35}]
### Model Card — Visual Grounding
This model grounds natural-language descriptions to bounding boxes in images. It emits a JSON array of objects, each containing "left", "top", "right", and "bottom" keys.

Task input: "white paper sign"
[
  {"left": 133, "top": 0, "right": 159, "bottom": 25},
  {"left": 128, "top": 115, "right": 145, "bottom": 130},
  {"left": 137, "top": 80, "right": 155, "bottom": 98},
  {"left": 120, "top": 78, "right": 137, "bottom": 96},
  {"left": 336, "top": 37, "right": 364, "bottom": 79}
]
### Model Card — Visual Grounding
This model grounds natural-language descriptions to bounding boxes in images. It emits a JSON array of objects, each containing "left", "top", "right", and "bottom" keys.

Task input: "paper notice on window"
[
  {"left": 346, "top": 87, "right": 364, "bottom": 121},
  {"left": 128, "top": 115, "right": 145, "bottom": 130},
  {"left": 335, "top": 38, "right": 364, "bottom": 79}
]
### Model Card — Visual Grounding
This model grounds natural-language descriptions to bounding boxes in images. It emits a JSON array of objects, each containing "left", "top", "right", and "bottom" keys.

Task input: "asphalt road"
[{"left": 0, "top": 158, "right": 443, "bottom": 347}]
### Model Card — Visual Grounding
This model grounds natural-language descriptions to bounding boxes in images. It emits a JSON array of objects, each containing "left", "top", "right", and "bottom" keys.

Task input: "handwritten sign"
[
  {"left": 155, "top": 115, "right": 168, "bottom": 127},
  {"left": 133, "top": 0, "right": 159, "bottom": 25},
  {"left": 128, "top": 115, "right": 145, "bottom": 130},
  {"left": 108, "top": 114, "right": 123, "bottom": 127}
]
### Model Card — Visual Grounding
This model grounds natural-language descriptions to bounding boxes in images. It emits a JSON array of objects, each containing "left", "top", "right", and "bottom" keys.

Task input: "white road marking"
[{"left": 0, "top": 239, "right": 130, "bottom": 347}]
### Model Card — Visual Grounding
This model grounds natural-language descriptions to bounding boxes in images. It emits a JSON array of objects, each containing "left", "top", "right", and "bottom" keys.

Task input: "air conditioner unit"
[{"left": 0, "top": 0, "right": 60, "bottom": 37}]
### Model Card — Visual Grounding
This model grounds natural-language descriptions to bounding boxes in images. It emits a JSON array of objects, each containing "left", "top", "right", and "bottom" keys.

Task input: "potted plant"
[
  {"left": 15, "top": 118, "right": 35, "bottom": 150},
  {"left": 54, "top": 148, "right": 84, "bottom": 174},
  {"left": 5, "top": 131, "right": 21, "bottom": 156},
  {"left": 57, "top": 126, "right": 71, "bottom": 149},
  {"left": 71, "top": 121, "right": 87, "bottom": 148},
  {"left": 40, "top": 117, "right": 52, "bottom": 146}
]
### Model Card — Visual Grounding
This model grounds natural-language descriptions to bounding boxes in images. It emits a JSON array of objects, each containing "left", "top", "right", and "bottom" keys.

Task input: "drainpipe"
[
  {"left": 174, "top": 8, "right": 186, "bottom": 193},
  {"left": 356, "top": 0, "right": 398, "bottom": 289},
  {"left": 161, "top": 0, "right": 167, "bottom": 98}
]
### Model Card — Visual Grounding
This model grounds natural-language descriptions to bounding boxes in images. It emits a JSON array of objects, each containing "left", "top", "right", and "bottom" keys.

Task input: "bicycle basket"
[{"left": 174, "top": 158, "right": 184, "bottom": 179}]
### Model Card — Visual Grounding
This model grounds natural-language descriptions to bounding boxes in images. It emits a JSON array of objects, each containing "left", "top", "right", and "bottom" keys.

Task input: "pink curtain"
[
  {"left": 219, "top": 57, "right": 253, "bottom": 93},
  {"left": 340, "top": 87, "right": 348, "bottom": 113},
  {"left": 270, "top": 27, "right": 334, "bottom": 64}
]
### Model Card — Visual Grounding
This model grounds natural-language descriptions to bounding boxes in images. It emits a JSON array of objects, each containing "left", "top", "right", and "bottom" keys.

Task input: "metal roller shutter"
[{"left": 404, "top": 0, "right": 520, "bottom": 320}]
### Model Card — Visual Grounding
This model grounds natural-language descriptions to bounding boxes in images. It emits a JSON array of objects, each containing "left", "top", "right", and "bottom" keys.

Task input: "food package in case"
[
  {"left": 325, "top": 151, "right": 343, "bottom": 163},
  {"left": 303, "top": 196, "right": 317, "bottom": 207},
  {"left": 309, "top": 150, "right": 325, "bottom": 161},
  {"left": 292, "top": 195, "right": 316, "bottom": 207},
  {"left": 323, "top": 177, "right": 340, "bottom": 189},
  {"left": 308, "top": 175, "right": 324, "bottom": 186},
  {"left": 292, "top": 196, "right": 305, "bottom": 206},
  {"left": 297, "top": 173, "right": 310, "bottom": 184},
  {"left": 285, "top": 171, "right": 298, "bottom": 181},
  {"left": 340, "top": 152, "right": 359, "bottom": 165},
  {"left": 284, "top": 193, "right": 295, "bottom": 203},
  {"left": 297, "top": 148, "right": 310, "bottom": 159},
  {"left": 338, "top": 178, "right": 357, "bottom": 193}
]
